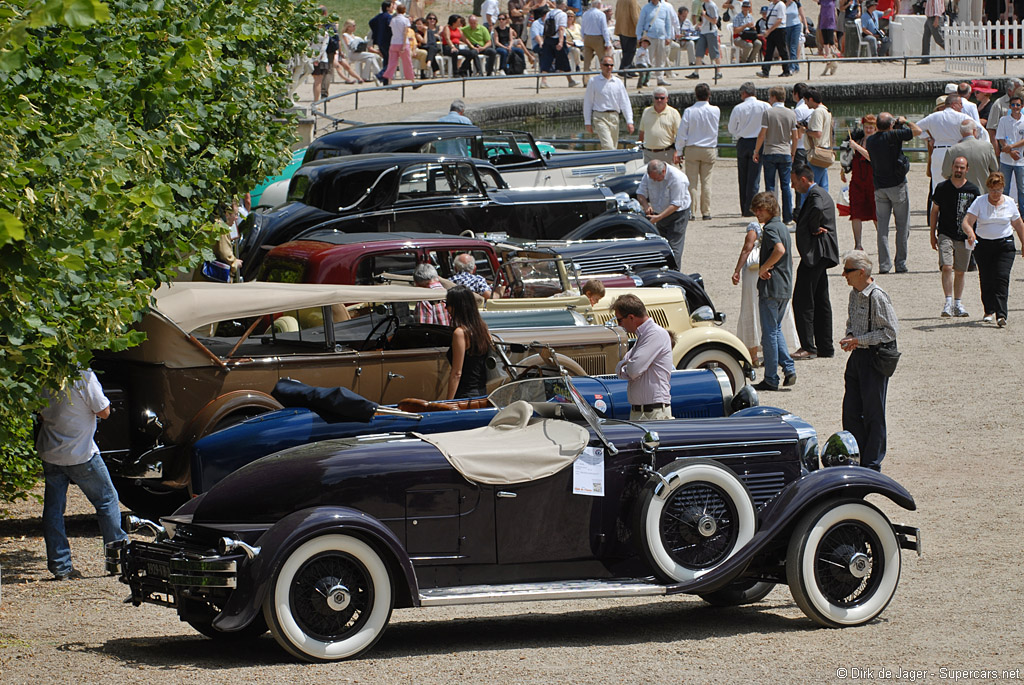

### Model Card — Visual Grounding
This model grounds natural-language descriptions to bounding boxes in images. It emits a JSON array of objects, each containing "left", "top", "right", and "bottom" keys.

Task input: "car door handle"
[
  {"left": 497, "top": 491, "right": 517, "bottom": 498},
  {"left": 387, "top": 372, "right": 405, "bottom": 380}
]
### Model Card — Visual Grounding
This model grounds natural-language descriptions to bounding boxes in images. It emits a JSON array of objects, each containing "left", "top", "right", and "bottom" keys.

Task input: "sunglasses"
[
  {"left": 843, "top": 267, "right": 861, "bottom": 274},
  {"left": 602, "top": 63, "right": 614, "bottom": 67},
  {"left": 1011, "top": 103, "right": 1023, "bottom": 108},
  {"left": 615, "top": 314, "right": 628, "bottom": 324},
  {"left": 654, "top": 96, "right": 667, "bottom": 100}
]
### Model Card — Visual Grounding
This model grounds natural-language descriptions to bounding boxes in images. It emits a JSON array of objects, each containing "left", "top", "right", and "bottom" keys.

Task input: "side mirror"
[{"left": 641, "top": 430, "right": 660, "bottom": 454}]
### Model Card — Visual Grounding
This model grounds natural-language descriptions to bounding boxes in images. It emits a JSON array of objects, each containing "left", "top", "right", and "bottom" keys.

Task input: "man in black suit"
[
  {"left": 790, "top": 164, "right": 840, "bottom": 359},
  {"left": 369, "top": 1, "right": 394, "bottom": 80}
]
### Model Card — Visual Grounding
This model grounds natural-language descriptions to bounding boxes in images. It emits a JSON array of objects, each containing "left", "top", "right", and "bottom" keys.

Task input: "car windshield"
[
  {"left": 487, "top": 376, "right": 616, "bottom": 453},
  {"left": 503, "top": 257, "right": 569, "bottom": 298}
]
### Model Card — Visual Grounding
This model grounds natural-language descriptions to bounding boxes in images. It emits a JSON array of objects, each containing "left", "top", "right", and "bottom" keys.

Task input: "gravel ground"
[{"left": 3, "top": 156, "right": 1024, "bottom": 683}]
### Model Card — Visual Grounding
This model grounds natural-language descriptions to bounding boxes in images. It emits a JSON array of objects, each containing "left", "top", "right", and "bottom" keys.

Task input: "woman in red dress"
[{"left": 842, "top": 114, "right": 878, "bottom": 251}]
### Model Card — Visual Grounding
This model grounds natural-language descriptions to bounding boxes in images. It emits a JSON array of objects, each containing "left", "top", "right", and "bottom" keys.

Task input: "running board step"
[{"left": 419, "top": 578, "right": 668, "bottom": 607}]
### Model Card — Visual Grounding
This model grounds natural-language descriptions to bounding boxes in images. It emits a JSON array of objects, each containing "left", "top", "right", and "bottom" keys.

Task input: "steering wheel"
[{"left": 362, "top": 314, "right": 399, "bottom": 350}]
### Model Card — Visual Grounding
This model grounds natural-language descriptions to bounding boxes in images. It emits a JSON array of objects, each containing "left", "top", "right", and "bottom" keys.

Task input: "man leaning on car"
[{"left": 612, "top": 294, "right": 674, "bottom": 421}]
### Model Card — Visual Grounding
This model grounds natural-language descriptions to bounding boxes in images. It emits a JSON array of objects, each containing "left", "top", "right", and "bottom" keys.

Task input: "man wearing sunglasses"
[
  {"left": 638, "top": 87, "right": 680, "bottom": 164},
  {"left": 612, "top": 294, "right": 674, "bottom": 421},
  {"left": 583, "top": 58, "right": 634, "bottom": 150}
]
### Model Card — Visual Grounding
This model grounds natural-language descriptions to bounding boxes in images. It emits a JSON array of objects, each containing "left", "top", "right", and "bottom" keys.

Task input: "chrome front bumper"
[{"left": 106, "top": 539, "right": 240, "bottom": 607}]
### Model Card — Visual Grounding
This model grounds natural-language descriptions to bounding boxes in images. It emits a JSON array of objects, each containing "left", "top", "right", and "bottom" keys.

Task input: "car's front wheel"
[
  {"left": 786, "top": 499, "right": 902, "bottom": 627},
  {"left": 264, "top": 534, "right": 394, "bottom": 662},
  {"left": 639, "top": 460, "right": 756, "bottom": 583},
  {"left": 679, "top": 346, "right": 746, "bottom": 394}
]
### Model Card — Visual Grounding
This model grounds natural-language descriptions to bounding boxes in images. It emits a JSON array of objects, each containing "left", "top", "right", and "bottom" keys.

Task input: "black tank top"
[{"left": 446, "top": 341, "right": 489, "bottom": 399}]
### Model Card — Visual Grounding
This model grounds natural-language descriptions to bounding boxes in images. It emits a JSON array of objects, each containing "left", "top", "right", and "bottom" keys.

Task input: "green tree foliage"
[{"left": 0, "top": 0, "right": 321, "bottom": 502}]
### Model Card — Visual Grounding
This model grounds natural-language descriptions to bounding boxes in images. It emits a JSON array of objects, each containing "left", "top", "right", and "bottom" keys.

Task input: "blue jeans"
[
  {"left": 812, "top": 164, "right": 829, "bottom": 191},
  {"left": 43, "top": 454, "right": 126, "bottom": 577},
  {"left": 999, "top": 163, "right": 1024, "bottom": 216},
  {"left": 786, "top": 24, "right": 801, "bottom": 72},
  {"left": 758, "top": 296, "right": 795, "bottom": 387},
  {"left": 762, "top": 153, "right": 793, "bottom": 223}
]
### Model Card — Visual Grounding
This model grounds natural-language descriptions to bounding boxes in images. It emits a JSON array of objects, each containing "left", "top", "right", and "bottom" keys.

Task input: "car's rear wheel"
[
  {"left": 264, "top": 534, "right": 393, "bottom": 662},
  {"left": 786, "top": 499, "right": 901, "bottom": 627},
  {"left": 699, "top": 580, "right": 775, "bottom": 606},
  {"left": 639, "top": 460, "right": 756, "bottom": 583},
  {"left": 679, "top": 346, "right": 746, "bottom": 393}
]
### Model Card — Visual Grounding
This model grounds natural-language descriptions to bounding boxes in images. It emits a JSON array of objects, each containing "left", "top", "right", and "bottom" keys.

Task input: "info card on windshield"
[{"left": 572, "top": 447, "right": 604, "bottom": 496}]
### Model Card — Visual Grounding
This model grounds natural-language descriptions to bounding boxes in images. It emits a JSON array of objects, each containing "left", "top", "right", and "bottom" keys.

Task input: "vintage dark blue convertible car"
[
  {"left": 189, "top": 368, "right": 751, "bottom": 495},
  {"left": 109, "top": 374, "right": 920, "bottom": 662}
]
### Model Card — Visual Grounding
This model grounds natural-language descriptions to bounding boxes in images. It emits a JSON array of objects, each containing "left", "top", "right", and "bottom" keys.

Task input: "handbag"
[
  {"left": 809, "top": 146, "right": 835, "bottom": 168},
  {"left": 868, "top": 292, "right": 900, "bottom": 377}
]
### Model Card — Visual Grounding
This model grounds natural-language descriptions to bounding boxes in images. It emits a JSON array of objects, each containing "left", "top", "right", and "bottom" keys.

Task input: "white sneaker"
[
  {"left": 983, "top": 314, "right": 994, "bottom": 323},
  {"left": 952, "top": 303, "right": 969, "bottom": 317},
  {"left": 941, "top": 302, "right": 953, "bottom": 318}
]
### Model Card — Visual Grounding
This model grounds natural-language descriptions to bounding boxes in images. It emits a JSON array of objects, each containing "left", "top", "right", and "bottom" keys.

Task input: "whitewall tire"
[
  {"left": 786, "top": 499, "right": 901, "bottom": 627},
  {"left": 640, "top": 460, "right": 757, "bottom": 583},
  {"left": 264, "top": 534, "right": 393, "bottom": 662}
]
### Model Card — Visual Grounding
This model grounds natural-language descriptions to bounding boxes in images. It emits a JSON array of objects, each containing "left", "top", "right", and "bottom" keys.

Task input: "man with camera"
[
  {"left": 859, "top": 0, "right": 890, "bottom": 57},
  {"left": 864, "top": 112, "right": 923, "bottom": 274}
]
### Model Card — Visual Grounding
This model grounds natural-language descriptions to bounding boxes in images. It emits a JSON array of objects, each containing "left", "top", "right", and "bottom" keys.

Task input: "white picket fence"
[{"left": 944, "top": 20, "right": 1024, "bottom": 75}]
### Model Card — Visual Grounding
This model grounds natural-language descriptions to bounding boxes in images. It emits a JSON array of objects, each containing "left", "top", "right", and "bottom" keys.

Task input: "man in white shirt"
[
  {"left": 37, "top": 368, "right": 127, "bottom": 580},
  {"left": 670, "top": 6, "right": 698, "bottom": 70},
  {"left": 918, "top": 94, "right": 974, "bottom": 194},
  {"left": 995, "top": 94, "right": 1024, "bottom": 216},
  {"left": 729, "top": 81, "right": 770, "bottom": 216},
  {"left": 639, "top": 87, "right": 682, "bottom": 164},
  {"left": 687, "top": 0, "right": 721, "bottom": 79},
  {"left": 637, "top": 159, "right": 692, "bottom": 266},
  {"left": 541, "top": 1, "right": 579, "bottom": 87},
  {"left": 732, "top": 0, "right": 762, "bottom": 63},
  {"left": 481, "top": 0, "right": 500, "bottom": 29},
  {"left": 756, "top": 0, "right": 790, "bottom": 78},
  {"left": 580, "top": 0, "right": 613, "bottom": 80},
  {"left": 985, "top": 78, "right": 1023, "bottom": 151},
  {"left": 584, "top": 57, "right": 635, "bottom": 150},
  {"left": 675, "top": 82, "right": 720, "bottom": 220},
  {"left": 957, "top": 82, "right": 981, "bottom": 124}
]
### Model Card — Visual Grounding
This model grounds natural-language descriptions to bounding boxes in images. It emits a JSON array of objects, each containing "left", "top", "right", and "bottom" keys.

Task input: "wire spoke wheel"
[
  {"left": 660, "top": 481, "right": 739, "bottom": 570},
  {"left": 640, "top": 460, "right": 756, "bottom": 583},
  {"left": 290, "top": 552, "right": 373, "bottom": 642},
  {"left": 813, "top": 522, "right": 883, "bottom": 608}
]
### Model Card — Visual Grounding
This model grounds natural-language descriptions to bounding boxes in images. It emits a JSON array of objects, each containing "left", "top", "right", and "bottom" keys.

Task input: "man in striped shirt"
[
  {"left": 918, "top": 0, "right": 945, "bottom": 65},
  {"left": 413, "top": 263, "right": 451, "bottom": 325}
]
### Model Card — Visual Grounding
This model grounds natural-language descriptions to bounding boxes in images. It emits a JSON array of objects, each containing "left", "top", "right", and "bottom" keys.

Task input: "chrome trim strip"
[
  {"left": 656, "top": 450, "right": 783, "bottom": 461},
  {"left": 409, "top": 554, "right": 469, "bottom": 561},
  {"left": 419, "top": 579, "right": 667, "bottom": 606},
  {"left": 336, "top": 165, "right": 398, "bottom": 212},
  {"left": 658, "top": 438, "right": 794, "bottom": 451},
  {"left": 709, "top": 367, "right": 733, "bottom": 416},
  {"left": 169, "top": 558, "right": 237, "bottom": 573}
]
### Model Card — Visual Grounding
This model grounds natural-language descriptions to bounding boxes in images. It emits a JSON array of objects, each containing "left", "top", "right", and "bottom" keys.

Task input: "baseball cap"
[
  {"left": 760, "top": 5, "right": 768, "bottom": 11},
  {"left": 742, "top": 0, "right": 751, "bottom": 5},
  {"left": 944, "top": 83, "right": 958, "bottom": 94}
]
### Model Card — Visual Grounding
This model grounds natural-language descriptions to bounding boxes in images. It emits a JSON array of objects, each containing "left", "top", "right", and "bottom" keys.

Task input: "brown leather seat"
[{"left": 396, "top": 397, "right": 490, "bottom": 413}]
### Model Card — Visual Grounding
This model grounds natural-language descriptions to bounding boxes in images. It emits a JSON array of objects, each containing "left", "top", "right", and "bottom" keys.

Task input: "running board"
[{"left": 419, "top": 578, "right": 668, "bottom": 607}]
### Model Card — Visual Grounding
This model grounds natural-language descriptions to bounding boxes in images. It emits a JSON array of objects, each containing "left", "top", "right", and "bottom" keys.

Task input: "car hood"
[{"left": 191, "top": 434, "right": 453, "bottom": 524}]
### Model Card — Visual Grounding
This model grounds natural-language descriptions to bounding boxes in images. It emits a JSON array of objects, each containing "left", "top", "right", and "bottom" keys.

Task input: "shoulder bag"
[
  {"left": 808, "top": 108, "right": 835, "bottom": 168},
  {"left": 868, "top": 291, "right": 900, "bottom": 377}
]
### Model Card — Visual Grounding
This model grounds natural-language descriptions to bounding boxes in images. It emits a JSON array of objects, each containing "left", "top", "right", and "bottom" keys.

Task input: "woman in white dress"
[{"left": 731, "top": 220, "right": 799, "bottom": 365}]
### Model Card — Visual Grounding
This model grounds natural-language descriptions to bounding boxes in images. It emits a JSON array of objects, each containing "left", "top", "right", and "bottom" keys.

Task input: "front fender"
[
  {"left": 671, "top": 328, "right": 754, "bottom": 369},
  {"left": 663, "top": 466, "right": 916, "bottom": 595},
  {"left": 213, "top": 506, "right": 418, "bottom": 632},
  {"left": 181, "top": 390, "right": 284, "bottom": 447}
]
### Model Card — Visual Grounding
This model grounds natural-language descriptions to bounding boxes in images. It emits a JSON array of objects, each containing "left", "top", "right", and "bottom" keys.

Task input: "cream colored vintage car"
[{"left": 483, "top": 252, "right": 754, "bottom": 391}]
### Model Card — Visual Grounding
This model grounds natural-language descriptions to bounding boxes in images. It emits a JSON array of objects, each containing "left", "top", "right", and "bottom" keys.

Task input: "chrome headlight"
[
  {"left": 730, "top": 384, "right": 759, "bottom": 414},
  {"left": 821, "top": 431, "right": 861, "bottom": 467}
]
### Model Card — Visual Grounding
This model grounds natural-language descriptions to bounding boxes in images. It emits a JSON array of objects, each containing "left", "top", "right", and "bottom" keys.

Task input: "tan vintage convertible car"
[
  {"left": 93, "top": 281, "right": 627, "bottom": 513},
  {"left": 484, "top": 250, "right": 755, "bottom": 391}
]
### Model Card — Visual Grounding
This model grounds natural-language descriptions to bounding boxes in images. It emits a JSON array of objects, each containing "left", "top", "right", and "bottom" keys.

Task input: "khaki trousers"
[
  {"left": 629, "top": 406, "right": 673, "bottom": 421},
  {"left": 684, "top": 145, "right": 717, "bottom": 217},
  {"left": 582, "top": 34, "right": 607, "bottom": 74},
  {"left": 592, "top": 110, "right": 621, "bottom": 150},
  {"left": 643, "top": 148, "right": 676, "bottom": 165}
]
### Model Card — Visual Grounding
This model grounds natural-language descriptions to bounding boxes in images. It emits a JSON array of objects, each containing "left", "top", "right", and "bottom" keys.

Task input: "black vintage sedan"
[
  {"left": 237, "top": 153, "right": 652, "bottom": 281},
  {"left": 109, "top": 375, "right": 921, "bottom": 662}
]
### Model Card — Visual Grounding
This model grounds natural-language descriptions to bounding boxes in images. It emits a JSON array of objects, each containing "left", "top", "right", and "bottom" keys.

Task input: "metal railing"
[{"left": 312, "top": 49, "right": 1020, "bottom": 131}]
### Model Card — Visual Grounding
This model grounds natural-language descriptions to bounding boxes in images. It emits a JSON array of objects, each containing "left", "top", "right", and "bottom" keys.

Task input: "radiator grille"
[
  {"left": 567, "top": 353, "right": 609, "bottom": 375},
  {"left": 571, "top": 251, "right": 672, "bottom": 274},
  {"left": 739, "top": 471, "right": 787, "bottom": 509}
]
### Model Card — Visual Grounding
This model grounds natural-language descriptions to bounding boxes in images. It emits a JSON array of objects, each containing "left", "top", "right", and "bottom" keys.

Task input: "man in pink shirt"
[{"left": 612, "top": 294, "right": 674, "bottom": 420}]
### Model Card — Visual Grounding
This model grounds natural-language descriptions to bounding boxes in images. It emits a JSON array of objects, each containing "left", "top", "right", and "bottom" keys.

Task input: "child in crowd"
[{"left": 635, "top": 37, "right": 652, "bottom": 88}]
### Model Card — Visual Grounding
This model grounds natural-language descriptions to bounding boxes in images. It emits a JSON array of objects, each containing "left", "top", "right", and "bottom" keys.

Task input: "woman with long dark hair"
[{"left": 446, "top": 285, "right": 492, "bottom": 398}]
